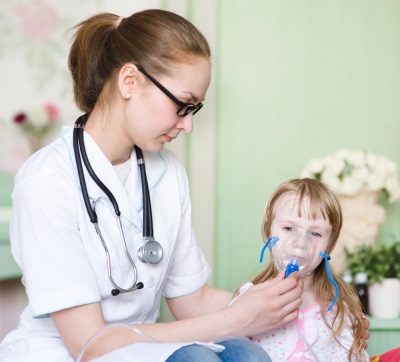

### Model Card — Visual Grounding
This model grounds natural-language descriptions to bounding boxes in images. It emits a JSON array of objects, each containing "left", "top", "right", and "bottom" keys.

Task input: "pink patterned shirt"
[{"left": 235, "top": 282, "right": 369, "bottom": 361}]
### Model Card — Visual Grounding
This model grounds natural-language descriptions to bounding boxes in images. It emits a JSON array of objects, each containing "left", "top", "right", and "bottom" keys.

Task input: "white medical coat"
[{"left": 0, "top": 126, "right": 212, "bottom": 361}]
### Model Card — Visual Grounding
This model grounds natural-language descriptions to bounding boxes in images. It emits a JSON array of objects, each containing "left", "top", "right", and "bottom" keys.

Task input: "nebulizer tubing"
[
  {"left": 286, "top": 253, "right": 338, "bottom": 362},
  {"left": 75, "top": 323, "right": 159, "bottom": 362},
  {"left": 292, "top": 323, "right": 321, "bottom": 362},
  {"left": 283, "top": 256, "right": 320, "bottom": 362},
  {"left": 76, "top": 328, "right": 267, "bottom": 362}
]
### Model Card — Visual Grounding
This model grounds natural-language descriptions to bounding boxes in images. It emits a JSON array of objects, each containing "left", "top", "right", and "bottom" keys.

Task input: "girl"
[{"left": 236, "top": 178, "right": 369, "bottom": 361}]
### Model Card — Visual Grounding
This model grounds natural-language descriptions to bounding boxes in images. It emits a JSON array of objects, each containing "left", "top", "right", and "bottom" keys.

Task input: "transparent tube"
[
  {"left": 76, "top": 323, "right": 159, "bottom": 362},
  {"left": 292, "top": 322, "right": 320, "bottom": 362}
]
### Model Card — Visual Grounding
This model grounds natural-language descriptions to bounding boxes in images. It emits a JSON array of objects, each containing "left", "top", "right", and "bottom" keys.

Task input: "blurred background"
[{"left": 0, "top": 0, "right": 399, "bottom": 356}]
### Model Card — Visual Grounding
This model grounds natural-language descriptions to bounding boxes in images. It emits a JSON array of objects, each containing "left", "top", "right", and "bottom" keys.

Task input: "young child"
[{"left": 235, "top": 178, "right": 369, "bottom": 362}]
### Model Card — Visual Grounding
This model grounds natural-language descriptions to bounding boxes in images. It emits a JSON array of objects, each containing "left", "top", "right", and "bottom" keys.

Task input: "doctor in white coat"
[{"left": 0, "top": 9, "right": 304, "bottom": 362}]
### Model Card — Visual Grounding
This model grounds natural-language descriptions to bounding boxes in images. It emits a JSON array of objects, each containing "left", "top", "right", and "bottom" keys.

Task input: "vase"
[
  {"left": 330, "top": 188, "right": 386, "bottom": 274},
  {"left": 368, "top": 279, "right": 400, "bottom": 319}
]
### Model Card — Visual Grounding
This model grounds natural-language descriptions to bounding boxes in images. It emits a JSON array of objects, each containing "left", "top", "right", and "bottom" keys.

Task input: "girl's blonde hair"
[{"left": 251, "top": 178, "right": 365, "bottom": 362}]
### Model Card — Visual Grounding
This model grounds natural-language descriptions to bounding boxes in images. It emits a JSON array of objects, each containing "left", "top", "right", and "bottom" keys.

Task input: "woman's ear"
[{"left": 118, "top": 63, "right": 139, "bottom": 99}]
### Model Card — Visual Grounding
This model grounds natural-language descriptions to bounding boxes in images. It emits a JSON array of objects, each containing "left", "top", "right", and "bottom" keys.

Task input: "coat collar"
[{"left": 62, "top": 126, "right": 167, "bottom": 229}]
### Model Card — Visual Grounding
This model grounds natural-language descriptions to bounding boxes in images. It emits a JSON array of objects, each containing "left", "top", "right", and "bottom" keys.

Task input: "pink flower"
[
  {"left": 14, "top": 113, "right": 27, "bottom": 124},
  {"left": 44, "top": 103, "right": 59, "bottom": 123},
  {"left": 16, "top": 0, "right": 58, "bottom": 43}
]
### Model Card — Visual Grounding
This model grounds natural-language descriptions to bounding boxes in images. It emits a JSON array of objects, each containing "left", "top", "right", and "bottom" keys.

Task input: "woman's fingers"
[{"left": 230, "top": 273, "right": 303, "bottom": 335}]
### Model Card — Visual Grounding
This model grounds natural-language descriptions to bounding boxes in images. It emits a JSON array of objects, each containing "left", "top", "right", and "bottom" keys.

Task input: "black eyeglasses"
[{"left": 138, "top": 67, "right": 204, "bottom": 117}]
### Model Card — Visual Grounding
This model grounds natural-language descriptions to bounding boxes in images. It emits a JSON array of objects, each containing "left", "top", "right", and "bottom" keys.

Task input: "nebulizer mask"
[
  {"left": 259, "top": 229, "right": 339, "bottom": 312},
  {"left": 266, "top": 230, "right": 316, "bottom": 278}
]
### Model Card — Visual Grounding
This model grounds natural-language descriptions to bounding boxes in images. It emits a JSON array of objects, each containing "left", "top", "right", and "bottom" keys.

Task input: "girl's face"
[
  {"left": 269, "top": 192, "right": 332, "bottom": 278},
  {"left": 125, "top": 57, "right": 211, "bottom": 153}
]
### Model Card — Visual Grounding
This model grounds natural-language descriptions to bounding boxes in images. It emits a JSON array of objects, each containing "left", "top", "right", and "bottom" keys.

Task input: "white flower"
[
  {"left": 386, "top": 176, "right": 400, "bottom": 203},
  {"left": 324, "top": 156, "right": 345, "bottom": 176},
  {"left": 346, "top": 150, "right": 365, "bottom": 168},
  {"left": 379, "top": 156, "right": 397, "bottom": 174},
  {"left": 352, "top": 167, "right": 369, "bottom": 183},
  {"left": 366, "top": 152, "right": 379, "bottom": 169},
  {"left": 335, "top": 149, "right": 352, "bottom": 160},
  {"left": 27, "top": 108, "right": 49, "bottom": 127},
  {"left": 300, "top": 149, "right": 400, "bottom": 203},
  {"left": 341, "top": 176, "right": 363, "bottom": 196},
  {"left": 321, "top": 170, "right": 341, "bottom": 193},
  {"left": 371, "top": 159, "right": 390, "bottom": 180},
  {"left": 305, "top": 157, "right": 326, "bottom": 174},
  {"left": 367, "top": 174, "right": 386, "bottom": 192},
  {"left": 300, "top": 169, "right": 314, "bottom": 179}
]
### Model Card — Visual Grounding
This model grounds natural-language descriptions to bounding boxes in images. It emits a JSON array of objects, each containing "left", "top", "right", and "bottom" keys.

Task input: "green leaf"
[{"left": 344, "top": 240, "right": 400, "bottom": 284}]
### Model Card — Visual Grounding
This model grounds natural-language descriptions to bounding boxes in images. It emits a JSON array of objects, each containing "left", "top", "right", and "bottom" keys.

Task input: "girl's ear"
[{"left": 118, "top": 63, "right": 139, "bottom": 99}]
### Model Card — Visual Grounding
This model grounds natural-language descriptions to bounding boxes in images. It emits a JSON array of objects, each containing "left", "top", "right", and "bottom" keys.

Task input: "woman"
[{"left": 0, "top": 9, "right": 357, "bottom": 362}]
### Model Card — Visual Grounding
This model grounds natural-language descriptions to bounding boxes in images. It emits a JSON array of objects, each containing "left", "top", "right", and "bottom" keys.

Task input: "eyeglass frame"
[{"left": 138, "top": 67, "right": 204, "bottom": 117}]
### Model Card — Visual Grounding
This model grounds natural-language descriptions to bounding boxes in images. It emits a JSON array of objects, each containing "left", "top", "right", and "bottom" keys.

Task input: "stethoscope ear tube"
[
  {"left": 73, "top": 114, "right": 97, "bottom": 223},
  {"left": 75, "top": 115, "right": 121, "bottom": 217}
]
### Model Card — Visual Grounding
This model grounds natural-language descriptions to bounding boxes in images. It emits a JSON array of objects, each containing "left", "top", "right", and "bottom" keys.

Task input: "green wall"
[{"left": 215, "top": 0, "right": 400, "bottom": 291}]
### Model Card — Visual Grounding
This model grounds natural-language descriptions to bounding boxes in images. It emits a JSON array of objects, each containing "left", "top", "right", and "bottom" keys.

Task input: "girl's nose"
[
  {"left": 292, "top": 234, "right": 309, "bottom": 249},
  {"left": 176, "top": 114, "right": 193, "bottom": 134}
]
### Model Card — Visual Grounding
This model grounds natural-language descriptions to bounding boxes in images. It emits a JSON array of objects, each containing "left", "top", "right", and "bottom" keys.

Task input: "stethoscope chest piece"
[{"left": 138, "top": 237, "right": 163, "bottom": 264}]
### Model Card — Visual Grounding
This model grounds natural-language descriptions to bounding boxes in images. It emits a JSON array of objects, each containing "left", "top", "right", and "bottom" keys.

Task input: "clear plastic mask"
[{"left": 271, "top": 230, "right": 317, "bottom": 278}]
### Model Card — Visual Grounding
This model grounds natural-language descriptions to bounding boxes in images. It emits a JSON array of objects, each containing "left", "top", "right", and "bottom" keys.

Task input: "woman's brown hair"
[
  {"left": 68, "top": 10, "right": 210, "bottom": 113},
  {"left": 251, "top": 178, "right": 366, "bottom": 361}
]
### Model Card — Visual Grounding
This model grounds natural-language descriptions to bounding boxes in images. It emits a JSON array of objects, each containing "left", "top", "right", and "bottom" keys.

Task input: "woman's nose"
[{"left": 176, "top": 114, "right": 193, "bottom": 134}]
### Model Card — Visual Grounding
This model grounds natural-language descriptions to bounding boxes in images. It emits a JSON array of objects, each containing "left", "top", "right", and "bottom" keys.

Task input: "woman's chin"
[{"left": 139, "top": 142, "right": 165, "bottom": 153}]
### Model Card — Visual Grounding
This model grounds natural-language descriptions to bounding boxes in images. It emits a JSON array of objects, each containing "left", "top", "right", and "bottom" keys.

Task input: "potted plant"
[{"left": 344, "top": 240, "right": 400, "bottom": 319}]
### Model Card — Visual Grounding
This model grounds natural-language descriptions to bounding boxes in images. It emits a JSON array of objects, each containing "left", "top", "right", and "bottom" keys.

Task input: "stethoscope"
[{"left": 73, "top": 114, "right": 163, "bottom": 296}]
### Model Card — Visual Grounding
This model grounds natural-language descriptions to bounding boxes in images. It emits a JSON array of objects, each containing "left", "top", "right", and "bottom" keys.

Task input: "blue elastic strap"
[
  {"left": 259, "top": 236, "right": 279, "bottom": 263},
  {"left": 320, "top": 252, "right": 339, "bottom": 312}
]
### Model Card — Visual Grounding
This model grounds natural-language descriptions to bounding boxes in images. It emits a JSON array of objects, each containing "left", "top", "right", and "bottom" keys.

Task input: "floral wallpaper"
[{"left": 0, "top": 0, "right": 162, "bottom": 173}]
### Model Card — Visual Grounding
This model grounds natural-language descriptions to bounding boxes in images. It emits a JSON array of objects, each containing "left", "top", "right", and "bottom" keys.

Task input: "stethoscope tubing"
[
  {"left": 73, "top": 115, "right": 97, "bottom": 223},
  {"left": 73, "top": 114, "right": 147, "bottom": 294},
  {"left": 75, "top": 114, "right": 121, "bottom": 220},
  {"left": 134, "top": 146, "right": 153, "bottom": 237}
]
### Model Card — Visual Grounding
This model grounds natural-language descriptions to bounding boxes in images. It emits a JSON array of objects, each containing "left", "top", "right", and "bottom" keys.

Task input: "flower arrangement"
[
  {"left": 13, "top": 103, "right": 59, "bottom": 152},
  {"left": 300, "top": 149, "right": 400, "bottom": 203}
]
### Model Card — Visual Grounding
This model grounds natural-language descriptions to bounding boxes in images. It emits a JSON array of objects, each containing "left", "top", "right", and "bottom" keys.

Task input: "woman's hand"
[
  {"left": 166, "top": 271, "right": 302, "bottom": 341},
  {"left": 225, "top": 272, "right": 303, "bottom": 337},
  {"left": 362, "top": 316, "right": 370, "bottom": 349}
]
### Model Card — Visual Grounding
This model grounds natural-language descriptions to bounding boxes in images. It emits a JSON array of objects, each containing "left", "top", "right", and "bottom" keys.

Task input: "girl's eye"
[
  {"left": 283, "top": 226, "right": 294, "bottom": 232},
  {"left": 310, "top": 231, "right": 321, "bottom": 237}
]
